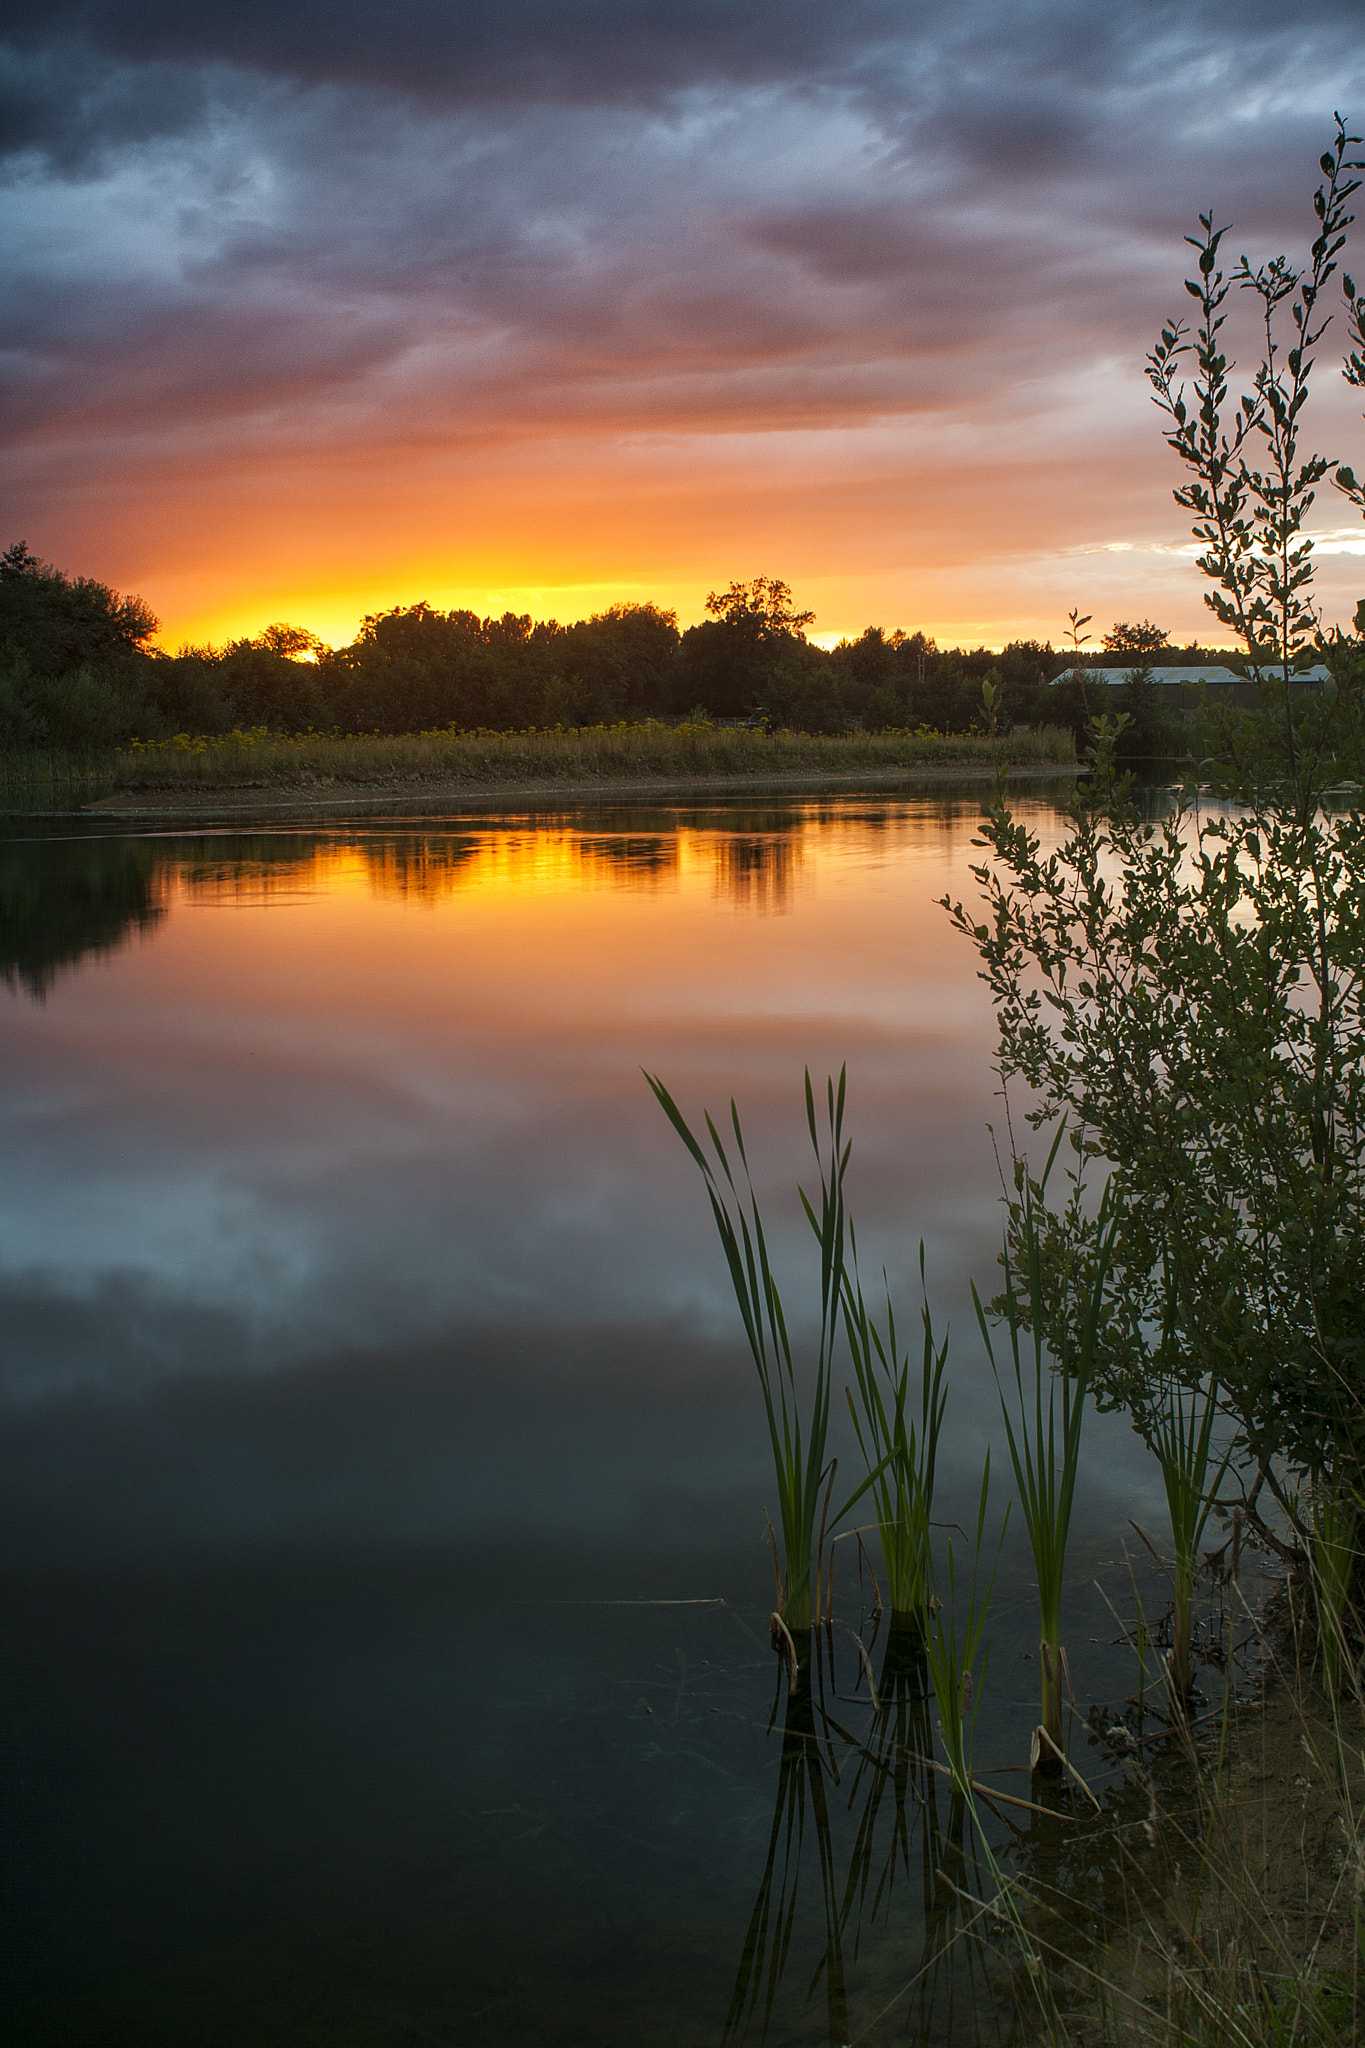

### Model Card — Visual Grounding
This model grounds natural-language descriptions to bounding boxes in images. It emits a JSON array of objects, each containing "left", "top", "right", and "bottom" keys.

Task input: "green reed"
[
  {"left": 918, "top": 1467, "right": 1064, "bottom": 2030},
  {"left": 1309, "top": 1480, "right": 1357, "bottom": 1700},
  {"left": 1147, "top": 1377, "right": 1228, "bottom": 1707},
  {"left": 975, "top": 1183, "right": 1115, "bottom": 1770},
  {"left": 648, "top": 1068, "right": 879, "bottom": 1635},
  {"left": 841, "top": 1242, "right": 948, "bottom": 1629},
  {"left": 921, "top": 1460, "right": 1001, "bottom": 1804}
]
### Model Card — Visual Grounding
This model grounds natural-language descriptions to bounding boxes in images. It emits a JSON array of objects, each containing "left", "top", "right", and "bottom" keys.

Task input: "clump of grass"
[
  {"left": 1308, "top": 1482, "right": 1358, "bottom": 1701},
  {"left": 1144, "top": 1377, "right": 1229, "bottom": 1709},
  {"left": 841, "top": 1243, "right": 949, "bottom": 1631},
  {"left": 975, "top": 1182, "right": 1117, "bottom": 1773},
  {"left": 1035, "top": 1666, "right": 1365, "bottom": 2048},
  {"left": 921, "top": 1461, "right": 1002, "bottom": 1806},
  {"left": 648, "top": 1068, "right": 884, "bottom": 1637},
  {"left": 0, "top": 747, "right": 117, "bottom": 793},
  {"left": 25, "top": 718, "right": 1076, "bottom": 796}
]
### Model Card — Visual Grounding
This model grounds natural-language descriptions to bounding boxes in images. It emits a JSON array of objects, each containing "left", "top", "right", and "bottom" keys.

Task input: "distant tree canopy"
[
  {"left": 0, "top": 542, "right": 159, "bottom": 676},
  {"left": 704, "top": 576, "right": 816, "bottom": 637},
  {"left": 1102, "top": 619, "right": 1171, "bottom": 654},
  {"left": 0, "top": 543, "right": 1223, "bottom": 753}
]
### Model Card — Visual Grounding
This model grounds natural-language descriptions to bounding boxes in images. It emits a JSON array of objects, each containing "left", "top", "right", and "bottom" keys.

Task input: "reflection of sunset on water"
[
  {"left": 158, "top": 799, "right": 997, "bottom": 920},
  {"left": 1, "top": 794, "right": 1070, "bottom": 1338},
  {"left": 3, "top": 795, "right": 1044, "bottom": 1014}
]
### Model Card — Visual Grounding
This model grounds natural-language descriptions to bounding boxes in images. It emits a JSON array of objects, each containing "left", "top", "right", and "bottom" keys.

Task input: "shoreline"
[{"left": 49, "top": 758, "right": 1082, "bottom": 822}]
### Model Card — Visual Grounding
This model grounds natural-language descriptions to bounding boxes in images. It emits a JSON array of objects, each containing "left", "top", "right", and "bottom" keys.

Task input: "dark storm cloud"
[
  {"left": 4, "top": 0, "right": 1358, "bottom": 111},
  {"left": 1, "top": 2, "right": 1359, "bottom": 173},
  {"left": 0, "top": 39, "right": 210, "bottom": 167},
  {"left": 3, "top": 2, "right": 927, "bottom": 115}
]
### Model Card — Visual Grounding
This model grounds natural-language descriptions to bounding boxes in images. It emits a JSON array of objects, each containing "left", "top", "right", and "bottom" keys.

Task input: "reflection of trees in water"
[
  {"left": 0, "top": 795, "right": 1006, "bottom": 999},
  {"left": 358, "top": 836, "right": 483, "bottom": 900},
  {"left": 708, "top": 836, "right": 803, "bottom": 914},
  {"left": 174, "top": 834, "right": 323, "bottom": 903},
  {"left": 173, "top": 834, "right": 485, "bottom": 904},
  {"left": 725, "top": 1625, "right": 994, "bottom": 2047},
  {"left": 360, "top": 832, "right": 678, "bottom": 899},
  {"left": 0, "top": 837, "right": 168, "bottom": 998},
  {"left": 573, "top": 836, "right": 679, "bottom": 888}
]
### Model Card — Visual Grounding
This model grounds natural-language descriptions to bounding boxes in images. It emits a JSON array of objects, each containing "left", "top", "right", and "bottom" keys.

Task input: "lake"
[{"left": 0, "top": 789, "right": 1209, "bottom": 2045}]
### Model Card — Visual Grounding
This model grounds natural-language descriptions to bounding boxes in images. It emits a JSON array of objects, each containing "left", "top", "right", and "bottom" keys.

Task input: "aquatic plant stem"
[
  {"left": 922, "top": 1459, "right": 1003, "bottom": 1805},
  {"left": 1310, "top": 1480, "right": 1357, "bottom": 1701},
  {"left": 647, "top": 1068, "right": 885, "bottom": 1637},
  {"left": 1146, "top": 1376, "right": 1228, "bottom": 1708},
  {"left": 841, "top": 1241, "right": 949, "bottom": 1628},
  {"left": 975, "top": 1181, "right": 1116, "bottom": 1768}
]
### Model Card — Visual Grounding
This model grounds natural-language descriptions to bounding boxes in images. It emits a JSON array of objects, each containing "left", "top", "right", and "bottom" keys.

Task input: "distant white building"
[{"left": 1087, "top": 663, "right": 1332, "bottom": 694}]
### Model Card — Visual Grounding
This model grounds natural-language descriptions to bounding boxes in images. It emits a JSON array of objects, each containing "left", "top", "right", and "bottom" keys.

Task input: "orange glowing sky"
[{"left": 5, "top": 3, "right": 1365, "bottom": 652}]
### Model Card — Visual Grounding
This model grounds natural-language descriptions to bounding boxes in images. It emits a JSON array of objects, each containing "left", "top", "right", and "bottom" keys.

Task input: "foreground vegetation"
[
  {"left": 655, "top": 1062, "right": 1365, "bottom": 2047},
  {"left": 653, "top": 118, "right": 1365, "bottom": 2047}
]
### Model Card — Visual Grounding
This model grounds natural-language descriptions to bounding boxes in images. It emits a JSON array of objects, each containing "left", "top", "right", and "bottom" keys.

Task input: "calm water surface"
[{"left": 0, "top": 792, "right": 1191, "bottom": 2045}]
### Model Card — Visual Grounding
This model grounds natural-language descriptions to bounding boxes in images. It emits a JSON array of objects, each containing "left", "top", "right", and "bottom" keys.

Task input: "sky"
[{"left": 3, "top": 1, "right": 1365, "bottom": 652}]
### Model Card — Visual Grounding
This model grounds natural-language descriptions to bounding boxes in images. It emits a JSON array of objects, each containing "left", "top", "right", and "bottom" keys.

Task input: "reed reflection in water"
[{"left": 726, "top": 1621, "right": 1001, "bottom": 2048}]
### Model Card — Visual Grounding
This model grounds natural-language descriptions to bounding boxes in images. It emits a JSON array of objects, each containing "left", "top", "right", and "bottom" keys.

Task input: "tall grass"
[
  {"left": 841, "top": 1243, "right": 949, "bottom": 1629},
  {"left": 1146, "top": 1378, "right": 1229, "bottom": 1707},
  {"left": 920, "top": 1462, "right": 1001, "bottom": 1805},
  {"left": 0, "top": 747, "right": 117, "bottom": 793},
  {"left": 652, "top": 1076, "right": 1360, "bottom": 2046},
  {"left": 5, "top": 718, "right": 1076, "bottom": 798},
  {"left": 916, "top": 1471, "right": 1069, "bottom": 2041},
  {"left": 1308, "top": 1481, "right": 1357, "bottom": 1700},
  {"left": 648, "top": 1069, "right": 880, "bottom": 1636},
  {"left": 1015, "top": 1645, "right": 1365, "bottom": 2048},
  {"left": 975, "top": 1183, "right": 1116, "bottom": 1771}
]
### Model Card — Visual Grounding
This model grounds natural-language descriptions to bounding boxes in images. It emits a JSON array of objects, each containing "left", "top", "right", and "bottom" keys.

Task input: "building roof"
[{"left": 1089, "top": 664, "right": 1333, "bottom": 686}]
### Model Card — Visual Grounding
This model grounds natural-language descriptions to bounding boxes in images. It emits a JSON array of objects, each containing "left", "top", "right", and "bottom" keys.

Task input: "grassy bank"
[
  {"left": 1025, "top": 1646, "right": 1365, "bottom": 2048},
  {"left": 0, "top": 719, "right": 1075, "bottom": 802}
]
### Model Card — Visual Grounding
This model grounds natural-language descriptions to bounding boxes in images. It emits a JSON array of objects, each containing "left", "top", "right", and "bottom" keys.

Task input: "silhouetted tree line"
[{"left": 0, "top": 547, "right": 1216, "bottom": 753}]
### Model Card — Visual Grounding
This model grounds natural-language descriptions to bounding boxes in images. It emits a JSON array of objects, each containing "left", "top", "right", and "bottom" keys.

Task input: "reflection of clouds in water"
[
  {"left": 0, "top": 787, "right": 1168, "bottom": 1578},
  {"left": 0, "top": 1274, "right": 1160, "bottom": 1563},
  {"left": 0, "top": 1303, "right": 766, "bottom": 1557},
  {"left": 0, "top": 794, "right": 1084, "bottom": 1419}
]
